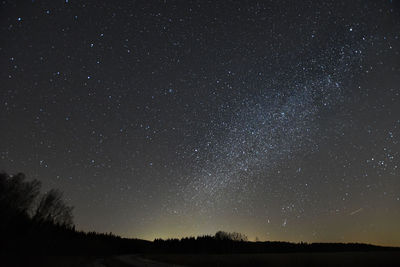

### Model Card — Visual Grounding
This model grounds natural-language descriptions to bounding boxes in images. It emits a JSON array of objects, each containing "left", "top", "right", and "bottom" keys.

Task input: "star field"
[{"left": 1, "top": 0, "right": 399, "bottom": 245}]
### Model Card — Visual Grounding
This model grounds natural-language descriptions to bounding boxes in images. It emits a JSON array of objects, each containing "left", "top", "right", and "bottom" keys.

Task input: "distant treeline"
[
  {"left": 1, "top": 171, "right": 398, "bottom": 265},
  {"left": 153, "top": 235, "right": 398, "bottom": 254}
]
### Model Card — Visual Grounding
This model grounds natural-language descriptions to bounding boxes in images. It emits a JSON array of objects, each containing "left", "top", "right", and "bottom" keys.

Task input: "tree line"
[{"left": 152, "top": 233, "right": 397, "bottom": 254}]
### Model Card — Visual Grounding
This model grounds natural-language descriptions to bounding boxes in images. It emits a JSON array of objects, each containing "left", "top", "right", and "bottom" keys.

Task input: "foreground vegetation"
[{"left": 0, "top": 172, "right": 149, "bottom": 267}]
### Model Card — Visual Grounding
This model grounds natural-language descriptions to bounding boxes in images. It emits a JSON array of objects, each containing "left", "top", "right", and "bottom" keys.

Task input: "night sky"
[{"left": 1, "top": 0, "right": 400, "bottom": 246}]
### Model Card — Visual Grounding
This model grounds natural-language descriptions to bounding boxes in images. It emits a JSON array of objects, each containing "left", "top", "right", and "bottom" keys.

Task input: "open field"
[{"left": 139, "top": 251, "right": 400, "bottom": 267}]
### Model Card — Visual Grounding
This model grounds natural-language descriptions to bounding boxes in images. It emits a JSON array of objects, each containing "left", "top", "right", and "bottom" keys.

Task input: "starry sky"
[{"left": 1, "top": 0, "right": 400, "bottom": 246}]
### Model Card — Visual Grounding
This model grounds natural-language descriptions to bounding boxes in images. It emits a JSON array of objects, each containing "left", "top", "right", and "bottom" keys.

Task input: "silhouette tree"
[
  {"left": 33, "top": 188, "right": 74, "bottom": 227},
  {"left": 215, "top": 231, "right": 248, "bottom": 241},
  {"left": 0, "top": 172, "right": 42, "bottom": 230},
  {"left": 0, "top": 172, "right": 41, "bottom": 213},
  {"left": 0, "top": 171, "right": 74, "bottom": 229}
]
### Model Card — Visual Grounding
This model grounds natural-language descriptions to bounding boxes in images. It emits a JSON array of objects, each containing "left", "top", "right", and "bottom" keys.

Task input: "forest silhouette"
[{"left": 1, "top": 171, "right": 399, "bottom": 266}]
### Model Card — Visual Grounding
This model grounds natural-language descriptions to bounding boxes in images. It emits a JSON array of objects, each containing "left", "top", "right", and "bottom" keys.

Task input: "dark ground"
[
  {"left": 4, "top": 251, "right": 400, "bottom": 267},
  {"left": 138, "top": 251, "right": 400, "bottom": 267}
]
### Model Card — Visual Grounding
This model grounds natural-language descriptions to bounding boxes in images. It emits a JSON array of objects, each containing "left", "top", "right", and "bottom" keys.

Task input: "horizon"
[
  {"left": 68, "top": 225, "right": 400, "bottom": 248},
  {"left": 1, "top": 0, "right": 399, "bottom": 249},
  {"left": 95, "top": 230, "right": 400, "bottom": 248}
]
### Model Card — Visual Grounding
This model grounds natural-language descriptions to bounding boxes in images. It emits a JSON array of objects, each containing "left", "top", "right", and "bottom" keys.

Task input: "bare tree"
[
  {"left": 215, "top": 231, "right": 248, "bottom": 241},
  {"left": 228, "top": 231, "right": 248, "bottom": 241},
  {"left": 33, "top": 189, "right": 74, "bottom": 227},
  {"left": 0, "top": 172, "right": 41, "bottom": 215}
]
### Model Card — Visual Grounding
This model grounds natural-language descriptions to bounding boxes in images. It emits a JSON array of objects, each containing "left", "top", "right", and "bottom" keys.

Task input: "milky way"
[{"left": 176, "top": 41, "right": 363, "bottom": 214}]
